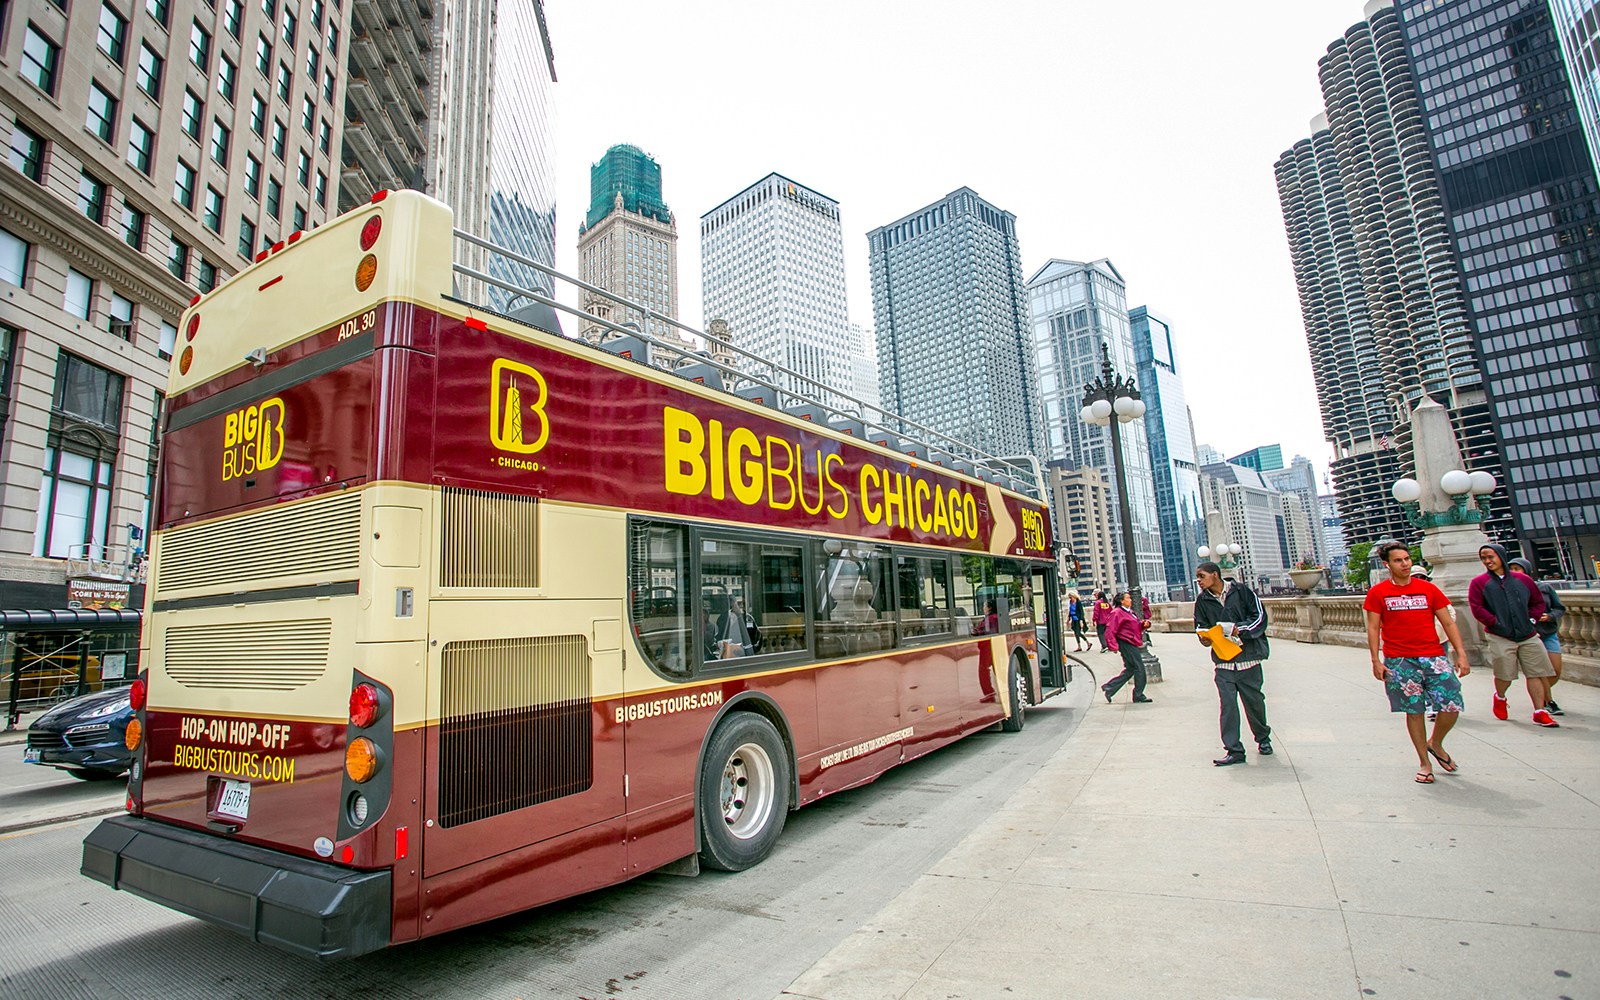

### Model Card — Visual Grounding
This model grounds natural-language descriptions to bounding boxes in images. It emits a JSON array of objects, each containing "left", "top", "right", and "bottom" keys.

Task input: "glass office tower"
[{"left": 1130, "top": 307, "right": 1204, "bottom": 600}]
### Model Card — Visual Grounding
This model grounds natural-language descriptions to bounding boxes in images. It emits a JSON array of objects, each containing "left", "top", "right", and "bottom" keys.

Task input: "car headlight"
[{"left": 79, "top": 696, "right": 133, "bottom": 720}]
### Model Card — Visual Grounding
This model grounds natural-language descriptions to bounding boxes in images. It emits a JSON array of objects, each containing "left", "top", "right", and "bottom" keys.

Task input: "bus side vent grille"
[
  {"left": 158, "top": 492, "right": 362, "bottom": 592},
  {"left": 438, "top": 635, "right": 591, "bottom": 828},
  {"left": 165, "top": 620, "right": 332, "bottom": 690},
  {"left": 439, "top": 487, "right": 539, "bottom": 588}
]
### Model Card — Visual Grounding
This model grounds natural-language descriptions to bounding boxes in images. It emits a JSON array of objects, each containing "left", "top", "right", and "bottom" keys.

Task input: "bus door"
[
  {"left": 1033, "top": 565, "right": 1068, "bottom": 693},
  {"left": 420, "top": 599, "right": 628, "bottom": 881}
]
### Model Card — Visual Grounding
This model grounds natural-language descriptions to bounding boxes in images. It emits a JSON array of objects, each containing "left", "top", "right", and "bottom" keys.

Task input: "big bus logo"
[
  {"left": 490, "top": 358, "right": 550, "bottom": 457},
  {"left": 221, "top": 397, "right": 285, "bottom": 482}
]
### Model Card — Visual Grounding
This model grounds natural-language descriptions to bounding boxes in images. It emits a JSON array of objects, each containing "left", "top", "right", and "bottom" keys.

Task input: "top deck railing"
[{"left": 449, "top": 230, "right": 1046, "bottom": 502}]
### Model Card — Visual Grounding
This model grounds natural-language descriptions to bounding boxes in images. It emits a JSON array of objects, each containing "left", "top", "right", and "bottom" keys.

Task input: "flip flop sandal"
[
  {"left": 1415, "top": 771, "right": 1435, "bottom": 784},
  {"left": 1427, "top": 746, "right": 1458, "bottom": 773}
]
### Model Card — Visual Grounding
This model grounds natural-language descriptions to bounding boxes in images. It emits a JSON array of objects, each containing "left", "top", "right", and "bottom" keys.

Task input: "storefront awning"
[{"left": 0, "top": 609, "right": 142, "bottom": 629}]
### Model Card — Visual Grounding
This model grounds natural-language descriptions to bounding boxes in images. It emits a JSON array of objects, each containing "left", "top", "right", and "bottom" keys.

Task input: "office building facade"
[
  {"left": 1227, "top": 444, "right": 1284, "bottom": 473},
  {"left": 1551, "top": 0, "right": 1600, "bottom": 171},
  {"left": 578, "top": 144, "right": 684, "bottom": 348},
  {"left": 1028, "top": 260, "right": 1166, "bottom": 600},
  {"left": 2, "top": 0, "right": 349, "bottom": 696},
  {"left": 1047, "top": 462, "right": 1116, "bottom": 596},
  {"left": 1199, "top": 463, "right": 1294, "bottom": 591},
  {"left": 485, "top": 0, "right": 557, "bottom": 310},
  {"left": 1394, "top": 0, "right": 1600, "bottom": 570},
  {"left": 703, "top": 173, "right": 853, "bottom": 401},
  {"left": 1263, "top": 455, "right": 1327, "bottom": 566},
  {"left": 1129, "top": 306, "right": 1204, "bottom": 600},
  {"left": 868, "top": 187, "right": 1044, "bottom": 458}
]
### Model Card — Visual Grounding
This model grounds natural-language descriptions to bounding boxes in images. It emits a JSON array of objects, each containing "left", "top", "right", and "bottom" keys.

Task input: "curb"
[{"left": 0, "top": 805, "right": 124, "bottom": 837}]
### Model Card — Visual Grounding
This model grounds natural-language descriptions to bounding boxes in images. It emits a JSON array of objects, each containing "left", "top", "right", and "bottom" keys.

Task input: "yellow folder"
[{"left": 1199, "top": 624, "right": 1244, "bottom": 661}]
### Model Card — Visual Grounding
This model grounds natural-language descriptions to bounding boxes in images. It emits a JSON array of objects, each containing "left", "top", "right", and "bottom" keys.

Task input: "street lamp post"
[{"left": 1079, "top": 342, "right": 1161, "bottom": 681}]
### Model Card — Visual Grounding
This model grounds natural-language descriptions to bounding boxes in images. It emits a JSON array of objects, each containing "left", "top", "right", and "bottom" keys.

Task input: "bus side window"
[{"left": 628, "top": 520, "right": 692, "bottom": 677}]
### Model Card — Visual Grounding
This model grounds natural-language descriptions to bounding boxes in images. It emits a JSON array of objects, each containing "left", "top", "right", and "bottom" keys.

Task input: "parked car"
[{"left": 23, "top": 685, "right": 134, "bottom": 780}]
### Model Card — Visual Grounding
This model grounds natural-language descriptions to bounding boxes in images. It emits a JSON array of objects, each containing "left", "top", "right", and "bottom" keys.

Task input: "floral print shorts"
[{"left": 1384, "top": 656, "right": 1464, "bottom": 715}]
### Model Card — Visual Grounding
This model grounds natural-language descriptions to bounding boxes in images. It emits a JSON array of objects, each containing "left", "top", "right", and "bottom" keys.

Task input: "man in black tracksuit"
[{"left": 1193, "top": 561, "right": 1272, "bottom": 766}]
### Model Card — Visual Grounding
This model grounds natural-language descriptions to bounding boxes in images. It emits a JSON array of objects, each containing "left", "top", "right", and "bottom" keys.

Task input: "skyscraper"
[
  {"left": 1393, "top": 0, "right": 1600, "bottom": 569},
  {"left": 702, "top": 174, "right": 852, "bottom": 400},
  {"left": 578, "top": 144, "right": 683, "bottom": 348},
  {"left": 1130, "top": 306, "right": 1205, "bottom": 600},
  {"left": 1550, "top": 0, "right": 1600, "bottom": 171},
  {"left": 1226, "top": 445, "right": 1284, "bottom": 474},
  {"left": 1275, "top": 3, "right": 1511, "bottom": 551},
  {"left": 1028, "top": 260, "right": 1167, "bottom": 600},
  {"left": 1264, "top": 456, "right": 1327, "bottom": 567},
  {"left": 486, "top": 0, "right": 558, "bottom": 310},
  {"left": 1199, "top": 463, "right": 1294, "bottom": 591},
  {"left": 868, "top": 188, "right": 1044, "bottom": 459}
]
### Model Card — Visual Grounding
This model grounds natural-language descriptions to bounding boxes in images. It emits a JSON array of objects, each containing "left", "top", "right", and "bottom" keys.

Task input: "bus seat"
[
  {"left": 675, "top": 361, "right": 724, "bottom": 391},
  {"left": 600, "top": 334, "right": 652, "bottom": 366},
  {"left": 829, "top": 417, "right": 865, "bottom": 438},
  {"left": 735, "top": 383, "right": 779, "bottom": 408},
  {"left": 786, "top": 403, "right": 827, "bottom": 425}
]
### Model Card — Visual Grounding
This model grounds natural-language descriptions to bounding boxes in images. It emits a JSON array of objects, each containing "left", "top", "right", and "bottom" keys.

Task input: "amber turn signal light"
[
  {"left": 355, "top": 254, "right": 377, "bottom": 291},
  {"left": 124, "top": 718, "right": 142, "bottom": 751},
  {"left": 179, "top": 346, "right": 193, "bottom": 374},
  {"left": 345, "top": 736, "right": 380, "bottom": 783}
]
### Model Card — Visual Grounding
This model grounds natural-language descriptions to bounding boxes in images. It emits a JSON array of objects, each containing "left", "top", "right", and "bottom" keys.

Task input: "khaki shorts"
[{"left": 1484, "top": 633, "right": 1556, "bottom": 682}]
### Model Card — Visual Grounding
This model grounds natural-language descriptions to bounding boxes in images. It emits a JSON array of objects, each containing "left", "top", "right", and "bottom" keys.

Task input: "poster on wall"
[{"left": 66, "top": 580, "right": 131, "bottom": 610}]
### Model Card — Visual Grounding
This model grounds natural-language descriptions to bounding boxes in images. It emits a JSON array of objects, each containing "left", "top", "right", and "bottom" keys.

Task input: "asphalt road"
[{"left": 0, "top": 681, "right": 1091, "bottom": 1000}]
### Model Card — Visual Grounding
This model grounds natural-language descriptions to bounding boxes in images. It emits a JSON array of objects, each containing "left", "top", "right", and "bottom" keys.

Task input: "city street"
[{"left": 0, "top": 682, "right": 1092, "bottom": 999}]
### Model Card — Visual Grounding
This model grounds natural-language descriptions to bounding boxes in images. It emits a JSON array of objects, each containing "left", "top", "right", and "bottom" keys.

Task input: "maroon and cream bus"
[{"left": 82, "top": 191, "right": 1069, "bottom": 958}]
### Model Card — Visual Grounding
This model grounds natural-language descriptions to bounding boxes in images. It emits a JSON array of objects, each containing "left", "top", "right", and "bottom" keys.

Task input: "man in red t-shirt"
[{"left": 1364, "top": 541, "right": 1471, "bottom": 784}]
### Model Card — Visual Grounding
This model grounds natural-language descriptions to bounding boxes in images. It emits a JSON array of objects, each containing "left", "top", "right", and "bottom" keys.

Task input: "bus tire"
[
  {"left": 1000, "top": 655, "right": 1028, "bottom": 732},
  {"left": 698, "top": 712, "right": 790, "bottom": 872}
]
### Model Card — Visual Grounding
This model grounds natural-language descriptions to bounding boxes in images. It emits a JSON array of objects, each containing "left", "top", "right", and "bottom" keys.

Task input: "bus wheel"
[
  {"left": 698, "top": 713, "right": 790, "bottom": 872},
  {"left": 1000, "top": 656, "right": 1028, "bottom": 733}
]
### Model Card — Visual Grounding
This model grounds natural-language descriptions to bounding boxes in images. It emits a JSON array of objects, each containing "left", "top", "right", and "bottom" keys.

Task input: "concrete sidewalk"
[{"left": 778, "top": 637, "right": 1599, "bottom": 1000}]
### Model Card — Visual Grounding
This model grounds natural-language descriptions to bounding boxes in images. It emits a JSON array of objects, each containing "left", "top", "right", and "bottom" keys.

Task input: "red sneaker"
[
  {"left": 1532, "top": 709, "right": 1560, "bottom": 728},
  {"left": 1492, "top": 693, "right": 1508, "bottom": 721}
]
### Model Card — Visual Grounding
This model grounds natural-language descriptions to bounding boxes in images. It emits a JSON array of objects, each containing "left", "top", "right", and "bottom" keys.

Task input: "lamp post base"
[{"left": 1139, "top": 647, "right": 1163, "bottom": 683}]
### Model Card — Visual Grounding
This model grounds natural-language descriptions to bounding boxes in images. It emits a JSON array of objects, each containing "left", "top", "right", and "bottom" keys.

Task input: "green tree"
[{"left": 1345, "top": 542, "right": 1373, "bottom": 589}]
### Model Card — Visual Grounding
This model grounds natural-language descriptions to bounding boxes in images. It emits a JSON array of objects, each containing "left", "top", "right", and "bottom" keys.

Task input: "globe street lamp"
[
  {"left": 1080, "top": 342, "right": 1161, "bottom": 680},
  {"left": 1197, "top": 541, "right": 1242, "bottom": 574},
  {"left": 1391, "top": 467, "right": 1496, "bottom": 530}
]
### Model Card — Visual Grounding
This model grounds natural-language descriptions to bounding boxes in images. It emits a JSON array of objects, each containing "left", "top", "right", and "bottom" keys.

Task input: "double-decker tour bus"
[{"left": 82, "top": 191, "right": 1068, "bottom": 958}]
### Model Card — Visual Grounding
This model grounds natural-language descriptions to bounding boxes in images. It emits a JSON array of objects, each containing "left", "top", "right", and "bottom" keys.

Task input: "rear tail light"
[
  {"left": 185, "top": 314, "right": 199, "bottom": 341},
  {"left": 360, "top": 215, "right": 382, "bottom": 250},
  {"left": 128, "top": 678, "right": 146, "bottom": 711},
  {"left": 345, "top": 736, "right": 381, "bottom": 782},
  {"left": 349, "top": 683, "right": 379, "bottom": 728}
]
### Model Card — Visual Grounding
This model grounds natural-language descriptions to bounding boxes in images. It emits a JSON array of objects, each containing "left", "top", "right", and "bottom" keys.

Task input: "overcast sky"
[{"left": 544, "top": 0, "right": 1374, "bottom": 489}]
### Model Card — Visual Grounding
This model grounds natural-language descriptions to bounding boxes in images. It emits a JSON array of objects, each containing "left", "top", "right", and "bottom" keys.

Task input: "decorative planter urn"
[{"left": 1289, "top": 568, "right": 1324, "bottom": 593}]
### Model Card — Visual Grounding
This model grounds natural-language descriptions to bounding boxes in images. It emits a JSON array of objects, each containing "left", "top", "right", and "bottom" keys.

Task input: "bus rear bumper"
[{"left": 82, "top": 814, "right": 391, "bottom": 959}]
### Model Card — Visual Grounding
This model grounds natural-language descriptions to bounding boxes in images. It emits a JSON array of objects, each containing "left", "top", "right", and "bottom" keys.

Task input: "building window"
[
  {"left": 168, "top": 236, "right": 189, "bottom": 279},
  {"left": 322, "top": 67, "right": 335, "bottom": 103},
  {"left": 217, "top": 56, "right": 238, "bottom": 103},
  {"left": 173, "top": 159, "right": 196, "bottom": 208},
  {"left": 0, "top": 326, "right": 14, "bottom": 447},
  {"left": 238, "top": 216, "right": 256, "bottom": 257},
  {"left": 244, "top": 154, "right": 261, "bottom": 197},
  {"left": 310, "top": 0, "right": 323, "bottom": 28},
  {"left": 87, "top": 83, "right": 119, "bottom": 143},
  {"left": 203, "top": 187, "right": 223, "bottom": 232},
  {"left": 1, "top": 229, "right": 30, "bottom": 286},
  {"left": 158, "top": 320, "right": 177, "bottom": 359},
  {"left": 318, "top": 118, "right": 331, "bottom": 154},
  {"left": 10, "top": 124, "right": 46, "bottom": 182},
  {"left": 224, "top": 0, "right": 243, "bottom": 38},
  {"left": 276, "top": 62, "right": 291, "bottom": 102},
  {"left": 181, "top": 89, "right": 203, "bottom": 138},
  {"left": 261, "top": 0, "right": 275, "bottom": 18},
  {"left": 296, "top": 150, "right": 309, "bottom": 186},
  {"left": 256, "top": 34, "right": 272, "bottom": 75},
  {"left": 34, "top": 354, "right": 125, "bottom": 560},
  {"left": 146, "top": 0, "right": 169, "bottom": 27},
  {"left": 65, "top": 269, "right": 94, "bottom": 320},
  {"left": 22, "top": 26, "right": 62, "bottom": 96},
  {"left": 327, "top": 22, "right": 338, "bottom": 57},
  {"left": 281, "top": 10, "right": 296, "bottom": 45},
  {"left": 190, "top": 22, "right": 210, "bottom": 71},
  {"left": 271, "top": 118, "right": 286, "bottom": 160},
  {"left": 249, "top": 92, "right": 267, "bottom": 136},
  {"left": 300, "top": 95, "right": 314, "bottom": 133},
  {"left": 306, "top": 47, "right": 318, "bottom": 83},
  {"left": 292, "top": 203, "right": 305, "bottom": 231},
  {"left": 196, "top": 258, "right": 217, "bottom": 292},
  {"left": 121, "top": 200, "right": 146, "bottom": 249},
  {"left": 127, "top": 118, "right": 154, "bottom": 174},
  {"left": 265, "top": 176, "right": 281, "bottom": 218},
  {"left": 210, "top": 119, "right": 231, "bottom": 166},
  {"left": 136, "top": 44, "right": 164, "bottom": 98},
  {"left": 314, "top": 170, "right": 326, "bottom": 208},
  {"left": 78, "top": 172, "right": 108, "bottom": 223},
  {"left": 109, "top": 291, "right": 134, "bottom": 339},
  {"left": 98, "top": 4, "right": 129, "bottom": 64}
]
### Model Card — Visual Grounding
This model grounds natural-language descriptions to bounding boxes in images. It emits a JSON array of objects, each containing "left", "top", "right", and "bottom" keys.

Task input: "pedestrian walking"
[
  {"left": 1092, "top": 591, "right": 1114, "bottom": 653},
  {"left": 1192, "top": 561, "right": 1272, "bottom": 766},
  {"left": 1468, "top": 544, "right": 1558, "bottom": 728},
  {"left": 1101, "top": 591, "right": 1153, "bottom": 704},
  {"left": 1508, "top": 557, "right": 1567, "bottom": 716},
  {"left": 1067, "top": 592, "right": 1089, "bottom": 652},
  {"left": 1139, "top": 593, "right": 1155, "bottom": 648},
  {"left": 1363, "top": 541, "right": 1470, "bottom": 784}
]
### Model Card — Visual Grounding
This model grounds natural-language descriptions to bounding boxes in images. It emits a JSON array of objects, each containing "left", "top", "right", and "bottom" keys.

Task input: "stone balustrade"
[{"left": 1151, "top": 589, "right": 1598, "bottom": 686}]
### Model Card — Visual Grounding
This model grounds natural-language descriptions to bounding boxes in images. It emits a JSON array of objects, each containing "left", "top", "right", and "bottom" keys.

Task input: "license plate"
[
  {"left": 22, "top": 747, "right": 41, "bottom": 764},
  {"left": 216, "top": 779, "right": 251, "bottom": 820}
]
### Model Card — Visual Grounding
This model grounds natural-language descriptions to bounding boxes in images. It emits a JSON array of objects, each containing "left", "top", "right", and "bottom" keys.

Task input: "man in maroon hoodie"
[{"left": 1467, "top": 543, "right": 1558, "bottom": 728}]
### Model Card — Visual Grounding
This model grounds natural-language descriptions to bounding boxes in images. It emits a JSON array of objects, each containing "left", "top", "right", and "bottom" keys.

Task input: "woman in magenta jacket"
[{"left": 1101, "top": 591, "right": 1153, "bottom": 703}]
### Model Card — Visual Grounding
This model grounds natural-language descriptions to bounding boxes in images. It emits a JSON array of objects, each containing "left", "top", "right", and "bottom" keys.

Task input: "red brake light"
[
  {"left": 349, "top": 683, "right": 379, "bottom": 728},
  {"left": 188, "top": 294, "right": 202, "bottom": 307},
  {"left": 370, "top": 190, "right": 389, "bottom": 203},
  {"left": 185, "top": 314, "right": 199, "bottom": 341},
  {"left": 129, "top": 678, "right": 146, "bottom": 711},
  {"left": 360, "top": 215, "right": 382, "bottom": 250}
]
